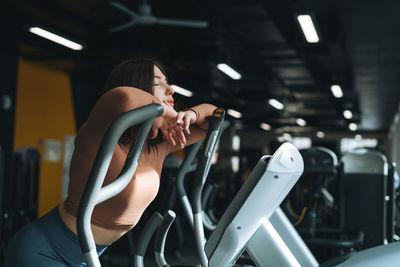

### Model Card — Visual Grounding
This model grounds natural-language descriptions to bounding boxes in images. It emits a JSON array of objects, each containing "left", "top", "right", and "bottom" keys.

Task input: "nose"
[{"left": 167, "top": 84, "right": 174, "bottom": 95}]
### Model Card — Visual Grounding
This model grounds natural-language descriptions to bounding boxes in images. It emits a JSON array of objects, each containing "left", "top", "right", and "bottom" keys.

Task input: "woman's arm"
[
  {"left": 184, "top": 103, "right": 217, "bottom": 130},
  {"left": 161, "top": 103, "right": 217, "bottom": 155},
  {"left": 76, "top": 86, "right": 176, "bottom": 151}
]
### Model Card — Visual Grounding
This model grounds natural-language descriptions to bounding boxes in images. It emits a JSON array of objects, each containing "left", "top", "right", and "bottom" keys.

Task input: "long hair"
[{"left": 103, "top": 58, "right": 167, "bottom": 151}]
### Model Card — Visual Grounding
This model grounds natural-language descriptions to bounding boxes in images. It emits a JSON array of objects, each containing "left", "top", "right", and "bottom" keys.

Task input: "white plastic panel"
[{"left": 205, "top": 143, "right": 303, "bottom": 266}]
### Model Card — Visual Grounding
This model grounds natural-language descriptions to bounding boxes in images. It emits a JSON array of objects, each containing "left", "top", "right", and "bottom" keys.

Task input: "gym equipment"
[
  {"left": 204, "top": 142, "right": 306, "bottom": 266},
  {"left": 134, "top": 212, "right": 163, "bottom": 267},
  {"left": 337, "top": 241, "right": 400, "bottom": 266},
  {"left": 286, "top": 147, "right": 364, "bottom": 262},
  {"left": 176, "top": 120, "right": 230, "bottom": 233},
  {"left": 0, "top": 149, "right": 5, "bottom": 259},
  {"left": 155, "top": 141, "right": 309, "bottom": 267},
  {"left": 1, "top": 147, "right": 40, "bottom": 259},
  {"left": 77, "top": 103, "right": 163, "bottom": 267},
  {"left": 341, "top": 148, "right": 391, "bottom": 249},
  {"left": 333, "top": 148, "right": 400, "bottom": 266},
  {"left": 149, "top": 108, "right": 312, "bottom": 266}
]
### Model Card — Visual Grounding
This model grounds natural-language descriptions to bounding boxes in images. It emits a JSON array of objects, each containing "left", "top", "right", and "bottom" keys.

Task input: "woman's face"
[{"left": 153, "top": 65, "right": 175, "bottom": 109}]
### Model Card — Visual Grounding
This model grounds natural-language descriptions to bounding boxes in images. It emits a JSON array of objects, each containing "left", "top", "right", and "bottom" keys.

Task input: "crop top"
[{"left": 64, "top": 86, "right": 215, "bottom": 229}]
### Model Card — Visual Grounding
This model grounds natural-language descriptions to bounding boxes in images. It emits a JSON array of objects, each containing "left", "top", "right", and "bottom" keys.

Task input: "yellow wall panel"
[{"left": 14, "top": 58, "right": 76, "bottom": 217}]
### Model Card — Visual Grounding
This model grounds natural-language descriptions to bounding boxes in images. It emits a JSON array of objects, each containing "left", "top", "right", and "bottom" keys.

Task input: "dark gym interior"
[{"left": 1, "top": 0, "right": 400, "bottom": 266}]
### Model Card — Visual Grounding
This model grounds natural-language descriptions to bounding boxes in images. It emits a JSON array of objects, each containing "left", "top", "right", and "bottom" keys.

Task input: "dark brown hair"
[{"left": 103, "top": 58, "right": 167, "bottom": 151}]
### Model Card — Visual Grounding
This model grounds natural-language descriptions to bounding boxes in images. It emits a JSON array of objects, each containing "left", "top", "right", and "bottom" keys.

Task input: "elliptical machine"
[{"left": 134, "top": 109, "right": 315, "bottom": 267}]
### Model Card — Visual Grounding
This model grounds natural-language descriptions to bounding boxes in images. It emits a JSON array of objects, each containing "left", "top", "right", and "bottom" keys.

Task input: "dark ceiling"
[{"left": 5, "top": 0, "right": 400, "bottom": 135}]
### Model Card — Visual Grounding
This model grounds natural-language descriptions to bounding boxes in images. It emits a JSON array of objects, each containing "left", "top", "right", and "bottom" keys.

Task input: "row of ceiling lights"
[
  {"left": 28, "top": 26, "right": 251, "bottom": 127},
  {"left": 29, "top": 20, "right": 356, "bottom": 137},
  {"left": 28, "top": 27, "right": 248, "bottom": 120},
  {"left": 297, "top": 16, "right": 358, "bottom": 133},
  {"left": 210, "top": 15, "right": 359, "bottom": 137}
]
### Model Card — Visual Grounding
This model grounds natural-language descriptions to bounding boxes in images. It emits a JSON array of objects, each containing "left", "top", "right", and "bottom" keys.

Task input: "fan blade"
[
  {"left": 108, "top": 20, "right": 137, "bottom": 33},
  {"left": 110, "top": 1, "right": 138, "bottom": 18},
  {"left": 156, "top": 17, "right": 208, "bottom": 28}
]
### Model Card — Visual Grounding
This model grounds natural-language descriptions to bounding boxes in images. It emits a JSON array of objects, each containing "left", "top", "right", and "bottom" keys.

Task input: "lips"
[
  {"left": 167, "top": 100, "right": 174, "bottom": 108},
  {"left": 164, "top": 100, "right": 174, "bottom": 108}
]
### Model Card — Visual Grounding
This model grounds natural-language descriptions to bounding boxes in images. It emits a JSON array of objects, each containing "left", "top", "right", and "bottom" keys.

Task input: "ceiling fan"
[{"left": 108, "top": 0, "right": 209, "bottom": 32}]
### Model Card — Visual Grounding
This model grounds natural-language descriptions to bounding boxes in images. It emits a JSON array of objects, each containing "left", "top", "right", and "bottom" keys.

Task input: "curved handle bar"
[
  {"left": 155, "top": 210, "right": 176, "bottom": 267},
  {"left": 134, "top": 212, "right": 163, "bottom": 267},
  {"left": 77, "top": 103, "right": 163, "bottom": 267},
  {"left": 176, "top": 142, "right": 202, "bottom": 228},
  {"left": 191, "top": 108, "right": 225, "bottom": 213},
  {"left": 191, "top": 108, "right": 225, "bottom": 267}
]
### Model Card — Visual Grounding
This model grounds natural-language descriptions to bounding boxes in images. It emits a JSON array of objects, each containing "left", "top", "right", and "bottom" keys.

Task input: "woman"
[{"left": 4, "top": 58, "right": 217, "bottom": 266}]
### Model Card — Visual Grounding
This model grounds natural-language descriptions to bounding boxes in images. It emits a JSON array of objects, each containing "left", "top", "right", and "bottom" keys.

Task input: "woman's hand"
[
  {"left": 149, "top": 100, "right": 177, "bottom": 140},
  {"left": 160, "top": 110, "right": 197, "bottom": 148},
  {"left": 176, "top": 110, "right": 197, "bottom": 135}
]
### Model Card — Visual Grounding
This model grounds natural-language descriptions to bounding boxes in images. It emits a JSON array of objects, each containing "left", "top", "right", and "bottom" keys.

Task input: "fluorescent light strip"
[
  {"left": 349, "top": 123, "right": 357, "bottom": 131},
  {"left": 296, "top": 118, "right": 306, "bottom": 127},
  {"left": 29, "top": 27, "right": 83, "bottom": 51},
  {"left": 170, "top": 85, "right": 193, "bottom": 97},
  {"left": 260, "top": 123, "right": 271, "bottom": 131},
  {"left": 227, "top": 109, "right": 242, "bottom": 118},
  {"left": 232, "top": 135, "right": 240, "bottom": 151},
  {"left": 316, "top": 131, "right": 325, "bottom": 138},
  {"left": 297, "top": 15, "right": 320, "bottom": 43},
  {"left": 343, "top": 110, "right": 353, "bottom": 119},
  {"left": 268, "top": 99, "right": 284, "bottom": 110},
  {"left": 330, "top": 85, "right": 343, "bottom": 98},
  {"left": 217, "top": 63, "right": 242, "bottom": 80}
]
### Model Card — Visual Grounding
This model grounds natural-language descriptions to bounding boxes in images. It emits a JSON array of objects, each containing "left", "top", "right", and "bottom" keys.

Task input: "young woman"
[{"left": 4, "top": 58, "right": 217, "bottom": 266}]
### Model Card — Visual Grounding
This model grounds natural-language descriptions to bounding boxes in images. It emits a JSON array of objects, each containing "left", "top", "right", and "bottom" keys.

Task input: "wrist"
[{"left": 185, "top": 108, "right": 198, "bottom": 122}]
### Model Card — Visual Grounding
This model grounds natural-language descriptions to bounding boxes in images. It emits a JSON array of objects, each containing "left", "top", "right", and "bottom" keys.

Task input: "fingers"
[
  {"left": 159, "top": 111, "right": 193, "bottom": 148},
  {"left": 183, "top": 115, "right": 191, "bottom": 134},
  {"left": 161, "top": 127, "right": 176, "bottom": 146},
  {"left": 174, "top": 124, "right": 186, "bottom": 146},
  {"left": 170, "top": 125, "right": 186, "bottom": 148}
]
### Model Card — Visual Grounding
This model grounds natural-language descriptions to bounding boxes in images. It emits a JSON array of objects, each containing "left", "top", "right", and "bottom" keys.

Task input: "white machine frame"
[{"left": 203, "top": 143, "right": 318, "bottom": 267}]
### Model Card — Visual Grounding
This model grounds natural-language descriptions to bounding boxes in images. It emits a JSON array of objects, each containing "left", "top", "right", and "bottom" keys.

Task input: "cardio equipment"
[
  {"left": 283, "top": 147, "right": 364, "bottom": 262},
  {"left": 335, "top": 148, "right": 400, "bottom": 267},
  {"left": 135, "top": 109, "right": 317, "bottom": 267},
  {"left": 76, "top": 103, "right": 163, "bottom": 267},
  {"left": 341, "top": 148, "right": 396, "bottom": 249},
  {"left": 1, "top": 147, "right": 40, "bottom": 261}
]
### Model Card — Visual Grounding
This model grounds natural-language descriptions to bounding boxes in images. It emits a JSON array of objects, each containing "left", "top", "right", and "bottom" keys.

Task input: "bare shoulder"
[
  {"left": 97, "top": 86, "right": 160, "bottom": 115},
  {"left": 102, "top": 86, "right": 154, "bottom": 103}
]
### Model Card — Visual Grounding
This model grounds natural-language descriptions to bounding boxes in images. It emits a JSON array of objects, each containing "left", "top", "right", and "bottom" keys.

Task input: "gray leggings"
[{"left": 4, "top": 207, "right": 108, "bottom": 266}]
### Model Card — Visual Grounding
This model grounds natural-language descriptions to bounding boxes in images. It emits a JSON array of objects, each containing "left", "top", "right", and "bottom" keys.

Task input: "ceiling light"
[
  {"left": 349, "top": 123, "right": 357, "bottom": 131},
  {"left": 296, "top": 15, "right": 320, "bottom": 43},
  {"left": 29, "top": 27, "right": 83, "bottom": 50},
  {"left": 232, "top": 135, "right": 240, "bottom": 151},
  {"left": 330, "top": 85, "right": 343, "bottom": 98},
  {"left": 170, "top": 85, "right": 193, "bottom": 97},
  {"left": 268, "top": 99, "right": 284, "bottom": 110},
  {"left": 343, "top": 110, "right": 353, "bottom": 119},
  {"left": 260, "top": 123, "right": 271, "bottom": 131},
  {"left": 217, "top": 63, "right": 241, "bottom": 80},
  {"left": 227, "top": 109, "right": 242, "bottom": 118},
  {"left": 316, "top": 131, "right": 325, "bottom": 138},
  {"left": 296, "top": 118, "right": 306, "bottom": 127}
]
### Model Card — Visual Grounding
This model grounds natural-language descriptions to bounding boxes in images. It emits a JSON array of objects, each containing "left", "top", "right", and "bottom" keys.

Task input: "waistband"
[{"left": 37, "top": 207, "right": 108, "bottom": 264}]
